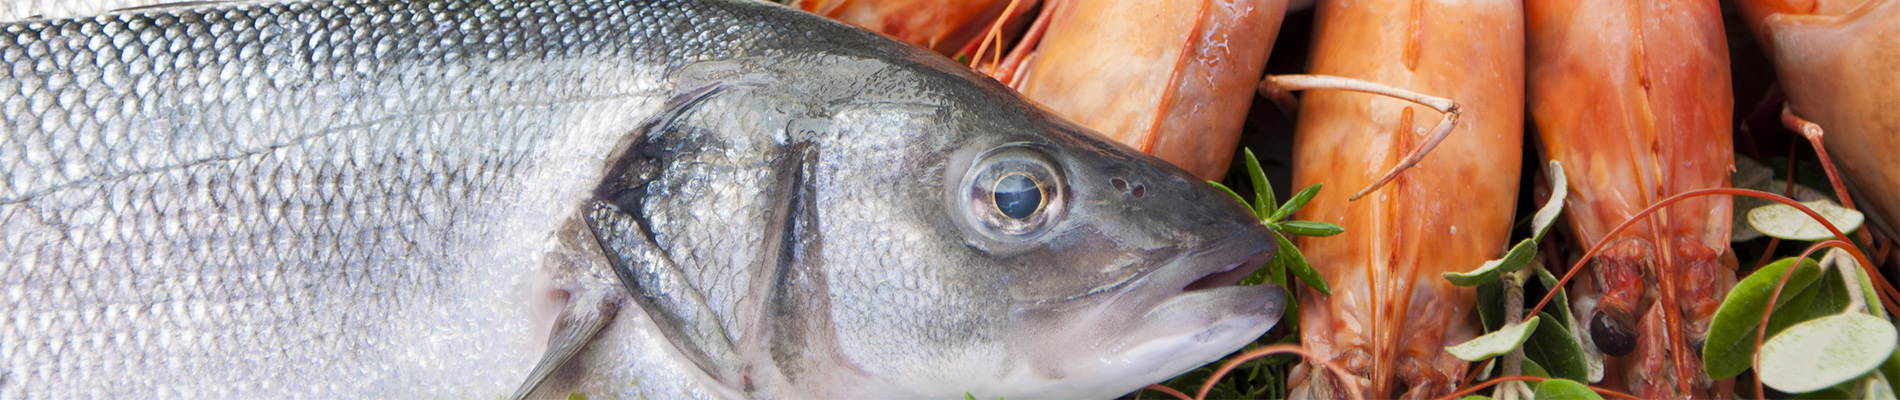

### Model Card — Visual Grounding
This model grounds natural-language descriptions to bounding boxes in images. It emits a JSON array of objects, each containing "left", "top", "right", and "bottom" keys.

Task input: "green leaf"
[
  {"left": 1447, "top": 316, "right": 1542, "bottom": 361},
  {"left": 1702, "top": 257, "right": 1828, "bottom": 379},
  {"left": 1532, "top": 378, "right": 1604, "bottom": 400},
  {"left": 1282, "top": 288, "right": 1301, "bottom": 333},
  {"left": 1478, "top": 278, "right": 1505, "bottom": 331},
  {"left": 1759, "top": 313, "right": 1899, "bottom": 393},
  {"left": 1270, "top": 183, "right": 1322, "bottom": 223},
  {"left": 567, "top": 393, "right": 588, "bottom": 400},
  {"left": 1846, "top": 253, "right": 1890, "bottom": 319},
  {"left": 1523, "top": 358, "right": 1551, "bottom": 378},
  {"left": 1239, "top": 252, "right": 1284, "bottom": 287},
  {"left": 1532, "top": 266, "right": 1573, "bottom": 330},
  {"left": 1766, "top": 259, "right": 1855, "bottom": 337},
  {"left": 1274, "top": 231, "right": 1329, "bottom": 295},
  {"left": 1856, "top": 374, "right": 1898, "bottom": 400},
  {"left": 1244, "top": 149, "right": 1275, "bottom": 219},
  {"left": 1442, "top": 238, "right": 1538, "bottom": 286},
  {"left": 1881, "top": 346, "right": 1900, "bottom": 397},
  {"left": 1749, "top": 200, "right": 1865, "bottom": 241},
  {"left": 1531, "top": 264, "right": 1603, "bottom": 383},
  {"left": 1275, "top": 220, "right": 1344, "bottom": 237},
  {"left": 965, "top": 393, "right": 977, "bottom": 400},
  {"left": 1564, "top": 297, "right": 1605, "bottom": 383},
  {"left": 1209, "top": 181, "right": 1248, "bottom": 207},
  {"left": 1524, "top": 312, "right": 1589, "bottom": 382},
  {"left": 1531, "top": 160, "right": 1568, "bottom": 239}
]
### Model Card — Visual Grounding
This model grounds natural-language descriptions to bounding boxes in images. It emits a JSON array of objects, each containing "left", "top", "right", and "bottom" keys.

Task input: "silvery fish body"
[{"left": 0, "top": 0, "right": 1284, "bottom": 398}]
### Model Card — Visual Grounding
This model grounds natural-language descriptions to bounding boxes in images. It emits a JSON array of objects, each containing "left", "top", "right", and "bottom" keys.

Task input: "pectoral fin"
[{"left": 508, "top": 291, "right": 620, "bottom": 400}]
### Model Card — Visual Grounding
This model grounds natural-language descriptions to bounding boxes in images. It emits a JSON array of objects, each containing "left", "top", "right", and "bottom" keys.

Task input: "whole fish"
[{"left": 0, "top": 0, "right": 1286, "bottom": 398}]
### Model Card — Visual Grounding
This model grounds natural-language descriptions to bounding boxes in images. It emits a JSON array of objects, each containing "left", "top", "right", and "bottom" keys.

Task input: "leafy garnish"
[
  {"left": 1532, "top": 378, "right": 1604, "bottom": 400},
  {"left": 1447, "top": 316, "right": 1542, "bottom": 361},
  {"left": 1524, "top": 311, "right": 1589, "bottom": 382},
  {"left": 1703, "top": 257, "right": 1827, "bottom": 379},
  {"left": 1748, "top": 200, "right": 1865, "bottom": 241},
  {"left": 1759, "top": 313, "right": 1898, "bottom": 393},
  {"left": 1213, "top": 148, "right": 1338, "bottom": 295}
]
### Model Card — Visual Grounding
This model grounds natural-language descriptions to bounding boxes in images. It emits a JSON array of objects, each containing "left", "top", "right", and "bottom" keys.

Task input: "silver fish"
[{"left": 0, "top": 0, "right": 1285, "bottom": 398}]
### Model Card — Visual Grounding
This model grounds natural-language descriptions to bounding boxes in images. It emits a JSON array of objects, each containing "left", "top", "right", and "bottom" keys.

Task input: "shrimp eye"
[
  {"left": 992, "top": 173, "right": 1044, "bottom": 220},
  {"left": 963, "top": 145, "right": 1064, "bottom": 240}
]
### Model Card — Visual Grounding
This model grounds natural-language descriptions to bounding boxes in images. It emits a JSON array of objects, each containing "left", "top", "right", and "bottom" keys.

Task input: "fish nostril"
[
  {"left": 1131, "top": 184, "right": 1145, "bottom": 198},
  {"left": 1111, "top": 178, "right": 1127, "bottom": 191}
]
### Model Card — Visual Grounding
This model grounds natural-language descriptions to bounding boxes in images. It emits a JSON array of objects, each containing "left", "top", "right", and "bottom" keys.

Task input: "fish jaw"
[{"left": 984, "top": 230, "right": 1283, "bottom": 399}]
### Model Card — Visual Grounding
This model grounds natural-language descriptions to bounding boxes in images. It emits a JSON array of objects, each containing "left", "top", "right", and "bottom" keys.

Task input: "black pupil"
[{"left": 994, "top": 174, "right": 1042, "bottom": 220}]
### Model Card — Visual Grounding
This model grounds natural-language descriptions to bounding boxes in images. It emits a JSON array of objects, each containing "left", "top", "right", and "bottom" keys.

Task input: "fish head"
[{"left": 776, "top": 53, "right": 1286, "bottom": 398}]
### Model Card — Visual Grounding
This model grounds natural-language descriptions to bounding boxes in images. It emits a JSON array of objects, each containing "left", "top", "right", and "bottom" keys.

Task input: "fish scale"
[
  {"left": 0, "top": 1, "right": 690, "bottom": 396},
  {"left": 2, "top": 0, "right": 1287, "bottom": 398}
]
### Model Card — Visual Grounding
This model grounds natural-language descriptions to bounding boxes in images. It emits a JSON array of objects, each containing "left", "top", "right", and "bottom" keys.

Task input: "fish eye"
[
  {"left": 964, "top": 145, "right": 1064, "bottom": 239},
  {"left": 992, "top": 173, "right": 1044, "bottom": 220}
]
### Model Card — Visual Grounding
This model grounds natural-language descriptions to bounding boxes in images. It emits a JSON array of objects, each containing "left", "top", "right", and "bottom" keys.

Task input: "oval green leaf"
[
  {"left": 1447, "top": 316, "right": 1541, "bottom": 361},
  {"left": 1478, "top": 278, "right": 1505, "bottom": 331},
  {"left": 1533, "top": 266, "right": 1572, "bottom": 330},
  {"left": 1525, "top": 312, "right": 1589, "bottom": 382},
  {"left": 1703, "top": 257, "right": 1828, "bottom": 379},
  {"left": 1443, "top": 238, "right": 1537, "bottom": 287},
  {"left": 1759, "top": 313, "right": 1899, "bottom": 394},
  {"left": 1749, "top": 200, "right": 1864, "bottom": 241},
  {"left": 1523, "top": 358, "right": 1551, "bottom": 378},
  {"left": 1532, "top": 378, "right": 1603, "bottom": 400},
  {"left": 1274, "top": 231, "right": 1330, "bottom": 295},
  {"left": 1856, "top": 374, "right": 1898, "bottom": 400},
  {"left": 1881, "top": 346, "right": 1900, "bottom": 397},
  {"left": 1531, "top": 161, "right": 1567, "bottom": 239}
]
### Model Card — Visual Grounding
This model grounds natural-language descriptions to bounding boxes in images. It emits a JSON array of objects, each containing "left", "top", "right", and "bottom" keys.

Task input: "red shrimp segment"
[
  {"left": 1290, "top": 0, "right": 1522, "bottom": 397},
  {"left": 1015, "top": 0, "right": 1288, "bottom": 179},
  {"left": 1739, "top": 0, "right": 1900, "bottom": 240},
  {"left": 1526, "top": 0, "right": 1735, "bottom": 397}
]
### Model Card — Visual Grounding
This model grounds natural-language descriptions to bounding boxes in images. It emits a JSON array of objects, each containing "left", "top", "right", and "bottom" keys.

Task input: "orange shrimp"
[
  {"left": 1286, "top": 0, "right": 1523, "bottom": 397},
  {"left": 1525, "top": 0, "right": 1736, "bottom": 397},
  {"left": 1736, "top": 0, "right": 1900, "bottom": 243},
  {"left": 793, "top": 0, "right": 1038, "bottom": 56},
  {"left": 796, "top": 0, "right": 1289, "bottom": 180},
  {"left": 1010, "top": 0, "right": 1288, "bottom": 180}
]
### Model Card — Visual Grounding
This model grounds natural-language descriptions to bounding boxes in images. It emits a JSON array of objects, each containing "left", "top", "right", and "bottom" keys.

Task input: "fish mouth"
[
  {"left": 999, "top": 230, "right": 1285, "bottom": 398},
  {"left": 1087, "top": 231, "right": 1287, "bottom": 385}
]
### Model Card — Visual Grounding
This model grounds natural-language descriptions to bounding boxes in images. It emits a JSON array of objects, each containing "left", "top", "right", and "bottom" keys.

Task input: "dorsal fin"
[{"left": 110, "top": 0, "right": 248, "bottom": 14}]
